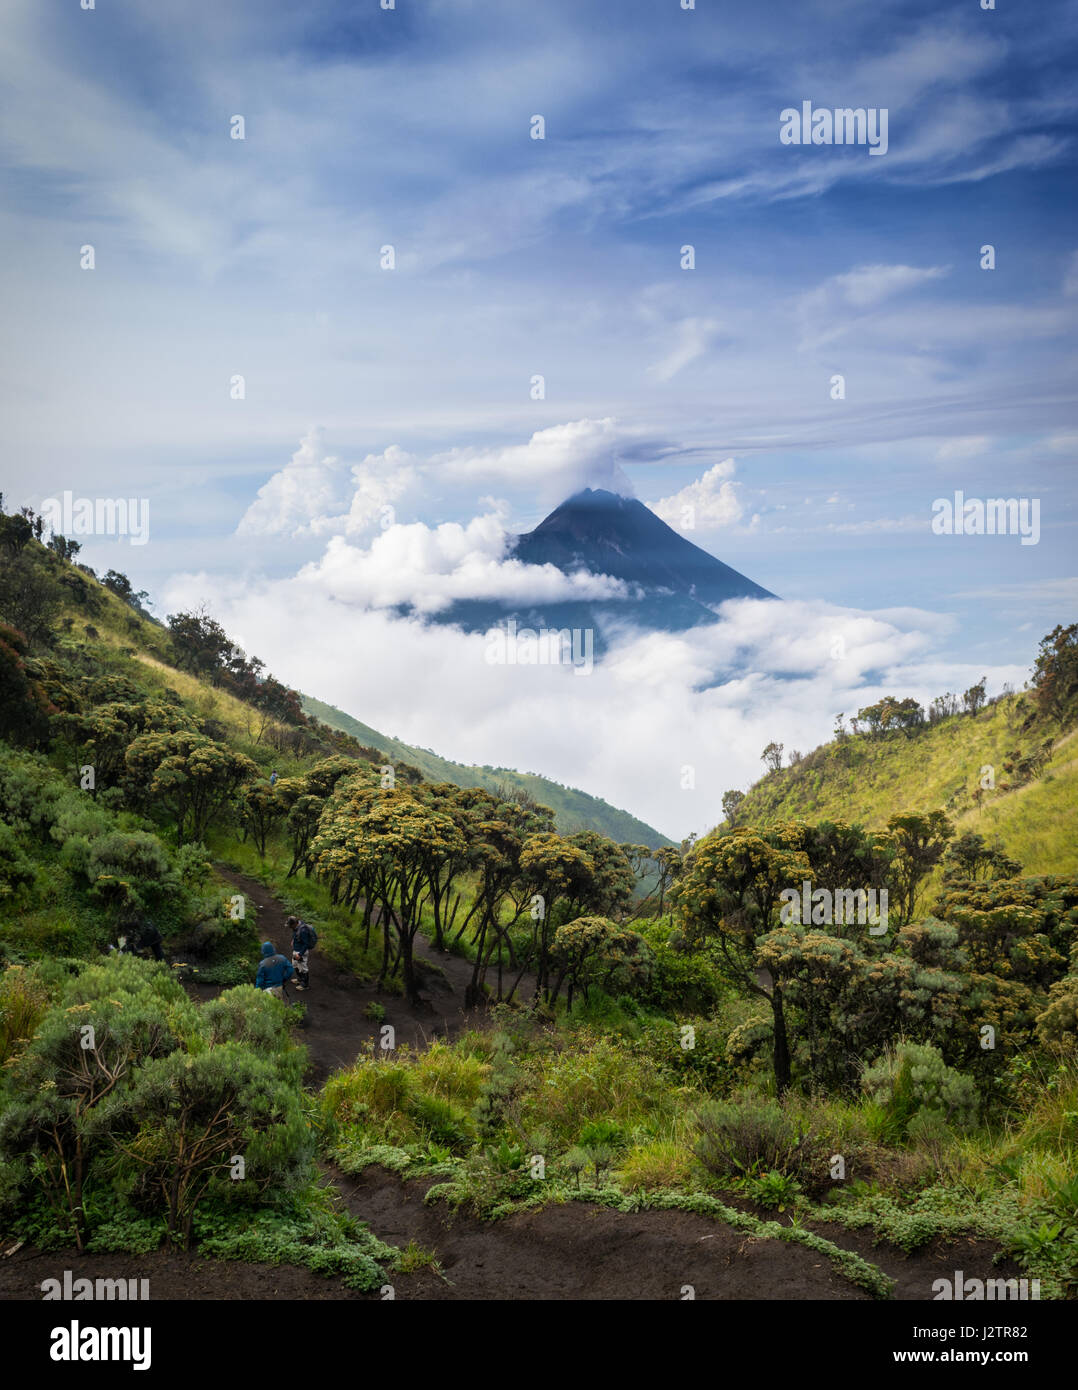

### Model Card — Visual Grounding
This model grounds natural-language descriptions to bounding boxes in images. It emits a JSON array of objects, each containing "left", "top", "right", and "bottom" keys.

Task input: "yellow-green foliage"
[
  {"left": 323, "top": 1056, "right": 415, "bottom": 1128},
  {"left": 322, "top": 1044, "right": 491, "bottom": 1149},
  {"left": 517, "top": 1031, "right": 694, "bottom": 1144},
  {"left": 964, "top": 732, "right": 1078, "bottom": 877},
  {"left": 619, "top": 1139, "right": 693, "bottom": 1190},
  {"left": 394, "top": 1240, "right": 442, "bottom": 1275},
  {"left": 949, "top": 1058, "right": 1078, "bottom": 1209},
  {"left": 411, "top": 1040, "right": 489, "bottom": 1109},
  {"left": 731, "top": 699, "right": 1077, "bottom": 876},
  {"left": 0, "top": 965, "right": 49, "bottom": 1065}
]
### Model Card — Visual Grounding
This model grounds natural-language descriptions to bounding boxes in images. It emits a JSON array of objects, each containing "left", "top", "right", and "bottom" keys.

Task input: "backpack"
[
  {"left": 296, "top": 921, "right": 318, "bottom": 951},
  {"left": 260, "top": 953, "right": 290, "bottom": 987}
]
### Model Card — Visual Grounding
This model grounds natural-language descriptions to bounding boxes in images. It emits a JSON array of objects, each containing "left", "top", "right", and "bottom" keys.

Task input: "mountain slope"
[
  {"left": 515, "top": 488, "right": 775, "bottom": 609},
  {"left": 434, "top": 487, "right": 775, "bottom": 641},
  {"left": 300, "top": 693, "right": 675, "bottom": 847},
  {"left": 25, "top": 547, "right": 673, "bottom": 848},
  {"left": 727, "top": 695, "right": 1077, "bottom": 876}
]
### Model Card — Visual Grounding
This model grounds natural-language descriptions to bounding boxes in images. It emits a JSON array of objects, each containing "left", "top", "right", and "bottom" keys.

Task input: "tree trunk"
[
  {"left": 399, "top": 929, "right": 420, "bottom": 1006},
  {"left": 771, "top": 986, "right": 792, "bottom": 1093}
]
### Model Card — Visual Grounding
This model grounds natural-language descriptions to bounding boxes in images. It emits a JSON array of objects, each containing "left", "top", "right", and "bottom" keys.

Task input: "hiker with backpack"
[
  {"left": 132, "top": 916, "right": 164, "bottom": 961},
  {"left": 256, "top": 940, "right": 294, "bottom": 1000},
  {"left": 111, "top": 914, "right": 164, "bottom": 962},
  {"left": 288, "top": 915, "right": 317, "bottom": 992}
]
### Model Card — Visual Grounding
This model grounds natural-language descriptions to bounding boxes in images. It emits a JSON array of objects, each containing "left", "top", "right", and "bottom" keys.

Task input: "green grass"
[{"left": 731, "top": 698, "right": 1078, "bottom": 875}]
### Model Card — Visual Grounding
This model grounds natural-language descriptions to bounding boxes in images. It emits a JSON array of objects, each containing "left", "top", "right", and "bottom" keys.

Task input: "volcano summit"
[{"left": 431, "top": 488, "right": 776, "bottom": 646}]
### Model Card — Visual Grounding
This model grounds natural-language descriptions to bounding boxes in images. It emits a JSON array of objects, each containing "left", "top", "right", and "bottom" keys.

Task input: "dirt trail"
[{"left": 190, "top": 868, "right": 494, "bottom": 1083}]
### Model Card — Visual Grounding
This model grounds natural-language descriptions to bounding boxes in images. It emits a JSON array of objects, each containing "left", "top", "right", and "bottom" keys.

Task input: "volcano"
[{"left": 431, "top": 488, "right": 776, "bottom": 646}]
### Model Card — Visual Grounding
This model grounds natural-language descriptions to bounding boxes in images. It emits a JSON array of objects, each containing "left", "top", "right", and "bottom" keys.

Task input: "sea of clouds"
[{"left": 163, "top": 423, "right": 1026, "bottom": 841}]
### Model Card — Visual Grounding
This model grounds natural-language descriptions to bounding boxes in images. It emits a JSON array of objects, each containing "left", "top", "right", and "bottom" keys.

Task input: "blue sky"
[{"left": 2, "top": 0, "right": 1075, "bottom": 835}]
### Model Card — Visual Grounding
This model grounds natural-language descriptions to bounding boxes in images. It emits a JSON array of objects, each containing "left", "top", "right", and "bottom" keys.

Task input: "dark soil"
[
  {"left": 0, "top": 1178, "right": 1024, "bottom": 1302},
  {"left": 334, "top": 1165, "right": 868, "bottom": 1300},
  {"left": 0, "top": 1242, "right": 369, "bottom": 1301},
  {"left": 805, "top": 1219, "right": 1027, "bottom": 1302}
]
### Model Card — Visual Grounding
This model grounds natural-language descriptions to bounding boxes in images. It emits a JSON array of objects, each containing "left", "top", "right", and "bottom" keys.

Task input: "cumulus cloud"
[
  {"left": 428, "top": 418, "right": 642, "bottom": 502},
  {"left": 649, "top": 460, "right": 743, "bottom": 531},
  {"left": 234, "top": 419, "right": 661, "bottom": 541},
  {"left": 236, "top": 428, "right": 345, "bottom": 538},
  {"left": 293, "top": 514, "right": 632, "bottom": 615},
  {"left": 161, "top": 554, "right": 1024, "bottom": 841}
]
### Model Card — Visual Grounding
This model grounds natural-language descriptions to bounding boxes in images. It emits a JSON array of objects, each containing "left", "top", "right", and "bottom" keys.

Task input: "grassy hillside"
[
  {"left": 728, "top": 694, "right": 1078, "bottom": 875},
  {"left": 301, "top": 692, "right": 674, "bottom": 847}
]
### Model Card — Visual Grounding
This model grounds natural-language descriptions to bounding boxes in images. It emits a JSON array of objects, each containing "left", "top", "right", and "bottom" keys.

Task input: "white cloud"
[
  {"left": 822, "top": 515, "right": 928, "bottom": 535},
  {"left": 293, "top": 514, "right": 631, "bottom": 616},
  {"left": 650, "top": 460, "right": 743, "bottom": 531},
  {"left": 950, "top": 577, "right": 1078, "bottom": 603},
  {"left": 234, "top": 419, "right": 655, "bottom": 541},
  {"left": 236, "top": 428, "right": 345, "bottom": 538},
  {"left": 797, "top": 263, "right": 950, "bottom": 350},
  {"left": 161, "top": 553, "right": 1025, "bottom": 841},
  {"left": 647, "top": 317, "right": 722, "bottom": 383},
  {"left": 436, "top": 419, "right": 643, "bottom": 500},
  {"left": 829, "top": 264, "right": 951, "bottom": 310}
]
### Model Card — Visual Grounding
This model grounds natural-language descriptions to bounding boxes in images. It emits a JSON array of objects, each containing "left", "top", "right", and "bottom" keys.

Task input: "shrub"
[
  {"left": 322, "top": 1057, "right": 414, "bottom": 1128},
  {"left": 409, "top": 1093, "right": 473, "bottom": 1150},
  {"left": 412, "top": 1039, "right": 489, "bottom": 1108},
  {"left": 0, "top": 964, "right": 193, "bottom": 1249},
  {"left": 100, "top": 1041, "right": 311, "bottom": 1247},
  {"left": 0, "top": 823, "right": 36, "bottom": 898},
  {"left": 619, "top": 1140, "right": 692, "bottom": 1191},
  {"left": 861, "top": 1041, "right": 979, "bottom": 1138},
  {"left": 0, "top": 964, "right": 49, "bottom": 1065},
  {"left": 201, "top": 985, "right": 307, "bottom": 1084},
  {"left": 694, "top": 1095, "right": 827, "bottom": 1190}
]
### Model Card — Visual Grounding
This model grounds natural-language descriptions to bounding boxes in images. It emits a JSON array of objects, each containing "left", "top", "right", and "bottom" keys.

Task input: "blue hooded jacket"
[{"left": 256, "top": 941, "right": 294, "bottom": 991}]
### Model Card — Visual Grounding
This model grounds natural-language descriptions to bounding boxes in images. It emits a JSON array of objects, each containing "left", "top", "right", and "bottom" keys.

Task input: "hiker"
[
  {"left": 134, "top": 918, "right": 165, "bottom": 961},
  {"left": 288, "top": 914, "right": 318, "bottom": 992},
  {"left": 270, "top": 769, "right": 279, "bottom": 787},
  {"left": 256, "top": 940, "right": 294, "bottom": 1000},
  {"left": 111, "top": 916, "right": 164, "bottom": 961}
]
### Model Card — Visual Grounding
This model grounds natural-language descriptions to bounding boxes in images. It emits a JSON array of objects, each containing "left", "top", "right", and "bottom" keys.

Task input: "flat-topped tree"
[
  {"left": 672, "top": 828, "right": 812, "bottom": 1092},
  {"left": 124, "top": 730, "right": 259, "bottom": 845},
  {"left": 313, "top": 786, "right": 465, "bottom": 1005}
]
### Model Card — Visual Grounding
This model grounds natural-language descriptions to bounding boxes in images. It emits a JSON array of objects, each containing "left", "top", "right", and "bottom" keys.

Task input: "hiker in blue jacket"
[
  {"left": 256, "top": 940, "right": 294, "bottom": 999},
  {"left": 287, "top": 915, "right": 317, "bottom": 992}
]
